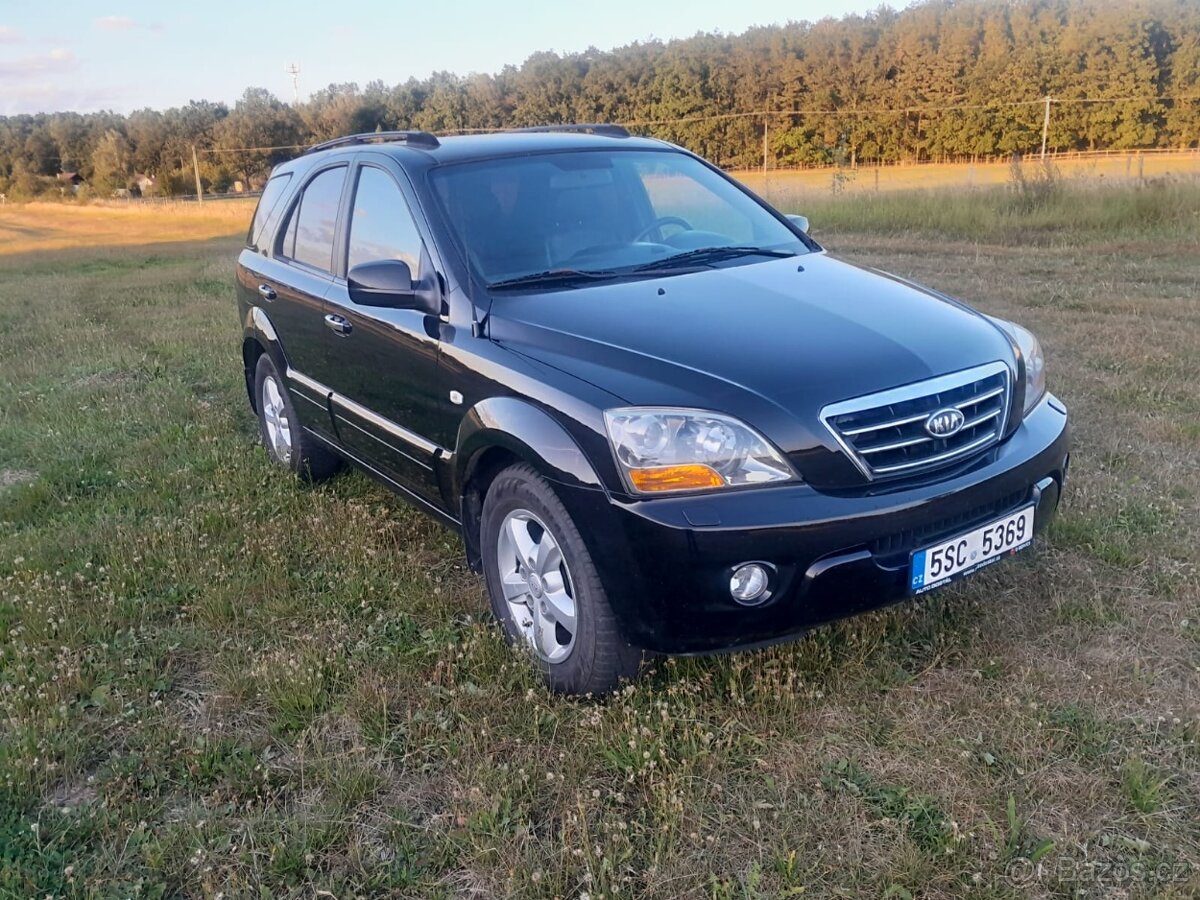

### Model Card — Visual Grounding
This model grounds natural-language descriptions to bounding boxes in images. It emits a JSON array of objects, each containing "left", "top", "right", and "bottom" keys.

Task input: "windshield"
[{"left": 429, "top": 149, "right": 809, "bottom": 286}]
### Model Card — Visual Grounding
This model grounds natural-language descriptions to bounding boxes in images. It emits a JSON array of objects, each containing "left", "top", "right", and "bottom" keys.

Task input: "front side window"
[
  {"left": 430, "top": 149, "right": 807, "bottom": 285},
  {"left": 280, "top": 165, "right": 346, "bottom": 273},
  {"left": 347, "top": 167, "right": 424, "bottom": 275}
]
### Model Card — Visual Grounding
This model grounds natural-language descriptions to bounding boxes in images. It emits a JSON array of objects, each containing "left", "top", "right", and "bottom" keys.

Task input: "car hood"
[{"left": 487, "top": 253, "right": 1017, "bottom": 487}]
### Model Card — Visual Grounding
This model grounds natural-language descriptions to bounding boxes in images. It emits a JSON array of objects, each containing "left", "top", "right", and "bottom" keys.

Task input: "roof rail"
[
  {"left": 510, "top": 123, "right": 630, "bottom": 138},
  {"left": 304, "top": 130, "right": 440, "bottom": 155}
]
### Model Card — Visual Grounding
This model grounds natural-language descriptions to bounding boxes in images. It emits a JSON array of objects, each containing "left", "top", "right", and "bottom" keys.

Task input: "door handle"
[
  {"left": 324, "top": 314, "right": 352, "bottom": 335},
  {"left": 257, "top": 284, "right": 276, "bottom": 301}
]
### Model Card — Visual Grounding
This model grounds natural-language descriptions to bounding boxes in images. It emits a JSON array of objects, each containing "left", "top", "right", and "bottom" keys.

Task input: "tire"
[
  {"left": 253, "top": 354, "right": 341, "bottom": 481},
  {"left": 481, "top": 462, "right": 642, "bottom": 695}
]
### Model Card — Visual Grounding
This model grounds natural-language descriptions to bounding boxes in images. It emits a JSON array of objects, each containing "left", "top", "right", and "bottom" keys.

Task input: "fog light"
[{"left": 730, "top": 563, "right": 770, "bottom": 605}]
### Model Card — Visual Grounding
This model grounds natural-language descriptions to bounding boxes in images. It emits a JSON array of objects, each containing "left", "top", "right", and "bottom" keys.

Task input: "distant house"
[
  {"left": 132, "top": 173, "right": 157, "bottom": 195},
  {"left": 57, "top": 171, "right": 84, "bottom": 193}
]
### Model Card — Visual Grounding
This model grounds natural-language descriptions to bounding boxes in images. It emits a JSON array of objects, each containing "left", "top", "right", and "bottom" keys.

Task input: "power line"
[
  {"left": 623, "top": 94, "right": 1200, "bottom": 127},
  {"left": 197, "top": 144, "right": 308, "bottom": 154},
  {"left": 1054, "top": 94, "right": 1200, "bottom": 104}
]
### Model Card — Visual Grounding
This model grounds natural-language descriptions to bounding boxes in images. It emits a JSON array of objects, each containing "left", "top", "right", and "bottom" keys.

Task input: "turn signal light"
[{"left": 628, "top": 464, "right": 724, "bottom": 492}]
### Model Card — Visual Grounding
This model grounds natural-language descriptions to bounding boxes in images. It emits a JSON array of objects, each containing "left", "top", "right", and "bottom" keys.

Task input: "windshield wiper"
[
  {"left": 488, "top": 268, "right": 618, "bottom": 290},
  {"left": 633, "top": 245, "right": 796, "bottom": 272}
]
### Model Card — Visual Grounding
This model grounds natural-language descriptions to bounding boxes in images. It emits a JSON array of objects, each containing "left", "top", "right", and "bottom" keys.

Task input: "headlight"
[
  {"left": 991, "top": 318, "right": 1047, "bottom": 415},
  {"left": 604, "top": 408, "right": 796, "bottom": 494}
]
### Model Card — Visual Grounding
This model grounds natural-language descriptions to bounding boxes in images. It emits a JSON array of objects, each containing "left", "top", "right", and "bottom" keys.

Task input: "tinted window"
[
  {"left": 347, "top": 167, "right": 424, "bottom": 274},
  {"left": 430, "top": 150, "right": 804, "bottom": 283},
  {"left": 286, "top": 166, "right": 346, "bottom": 272},
  {"left": 280, "top": 205, "right": 298, "bottom": 258},
  {"left": 247, "top": 173, "right": 292, "bottom": 250},
  {"left": 634, "top": 156, "right": 757, "bottom": 243}
]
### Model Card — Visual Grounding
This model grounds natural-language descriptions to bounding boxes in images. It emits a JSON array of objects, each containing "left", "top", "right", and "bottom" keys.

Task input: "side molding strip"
[
  {"left": 286, "top": 367, "right": 444, "bottom": 459},
  {"left": 287, "top": 368, "right": 329, "bottom": 398}
]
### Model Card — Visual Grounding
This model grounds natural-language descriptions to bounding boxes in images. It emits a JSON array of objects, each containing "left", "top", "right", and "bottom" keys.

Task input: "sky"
[{"left": 0, "top": 0, "right": 892, "bottom": 116}]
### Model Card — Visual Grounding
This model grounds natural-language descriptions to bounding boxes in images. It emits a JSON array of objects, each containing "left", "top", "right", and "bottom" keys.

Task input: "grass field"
[
  {"left": 1, "top": 183, "right": 1199, "bottom": 898},
  {"left": 735, "top": 149, "right": 1200, "bottom": 197}
]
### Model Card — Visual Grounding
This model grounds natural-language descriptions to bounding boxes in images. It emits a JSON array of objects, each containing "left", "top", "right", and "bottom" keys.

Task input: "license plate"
[{"left": 910, "top": 505, "right": 1035, "bottom": 595}]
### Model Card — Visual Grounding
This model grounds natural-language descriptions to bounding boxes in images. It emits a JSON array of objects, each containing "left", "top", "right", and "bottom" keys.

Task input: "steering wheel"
[{"left": 634, "top": 216, "right": 694, "bottom": 243}]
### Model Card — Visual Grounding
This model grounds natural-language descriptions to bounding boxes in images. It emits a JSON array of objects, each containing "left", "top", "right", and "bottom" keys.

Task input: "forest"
[{"left": 1, "top": 0, "right": 1198, "bottom": 198}]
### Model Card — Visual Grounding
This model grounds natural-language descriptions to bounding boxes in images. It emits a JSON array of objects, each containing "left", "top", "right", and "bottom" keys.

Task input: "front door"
[{"left": 320, "top": 158, "right": 446, "bottom": 506}]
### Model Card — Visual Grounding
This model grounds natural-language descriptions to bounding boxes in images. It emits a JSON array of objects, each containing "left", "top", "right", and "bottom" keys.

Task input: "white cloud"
[
  {"left": 95, "top": 15, "right": 136, "bottom": 31},
  {"left": 0, "top": 25, "right": 24, "bottom": 43},
  {"left": 0, "top": 48, "right": 77, "bottom": 79},
  {"left": 0, "top": 48, "right": 89, "bottom": 113},
  {"left": 0, "top": 82, "right": 126, "bottom": 116},
  {"left": 94, "top": 15, "right": 163, "bottom": 33},
  {"left": 0, "top": 44, "right": 140, "bottom": 114}
]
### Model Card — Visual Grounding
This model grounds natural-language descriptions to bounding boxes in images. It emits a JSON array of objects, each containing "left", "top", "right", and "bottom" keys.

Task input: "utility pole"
[
  {"left": 191, "top": 145, "right": 203, "bottom": 204},
  {"left": 1040, "top": 95, "right": 1052, "bottom": 160},
  {"left": 286, "top": 63, "right": 301, "bottom": 105},
  {"left": 762, "top": 99, "right": 770, "bottom": 177}
]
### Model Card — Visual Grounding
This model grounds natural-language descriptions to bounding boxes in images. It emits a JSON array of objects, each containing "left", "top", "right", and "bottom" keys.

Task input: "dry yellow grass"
[
  {"left": 735, "top": 149, "right": 1200, "bottom": 197},
  {"left": 0, "top": 199, "right": 254, "bottom": 257}
]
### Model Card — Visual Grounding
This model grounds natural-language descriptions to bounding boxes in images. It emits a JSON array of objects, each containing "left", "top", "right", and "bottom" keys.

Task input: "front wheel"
[{"left": 481, "top": 463, "right": 642, "bottom": 694}]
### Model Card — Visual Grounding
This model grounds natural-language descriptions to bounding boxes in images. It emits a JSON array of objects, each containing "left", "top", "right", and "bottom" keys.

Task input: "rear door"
[
  {"left": 318, "top": 154, "right": 447, "bottom": 505},
  {"left": 250, "top": 163, "right": 350, "bottom": 434}
]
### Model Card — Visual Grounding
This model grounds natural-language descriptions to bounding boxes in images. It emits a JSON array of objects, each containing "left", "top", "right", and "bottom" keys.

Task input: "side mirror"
[
  {"left": 348, "top": 259, "right": 436, "bottom": 313},
  {"left": 786, "top": 214, "right": 810, "bottom": 234}
]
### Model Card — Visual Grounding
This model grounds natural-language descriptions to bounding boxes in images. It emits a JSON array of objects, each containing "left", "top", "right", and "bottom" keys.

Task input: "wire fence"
[{"left": 736, "top": 146, "right": 1200, "bottom": 173}]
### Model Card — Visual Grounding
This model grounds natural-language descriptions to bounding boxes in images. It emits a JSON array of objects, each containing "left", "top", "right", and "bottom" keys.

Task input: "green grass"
[
  {"left": 769, "top": 177, "right": 1200, "bottom": 243},
  {"left": 2, "top": 184, "right": 1199, "bottom": 896}
]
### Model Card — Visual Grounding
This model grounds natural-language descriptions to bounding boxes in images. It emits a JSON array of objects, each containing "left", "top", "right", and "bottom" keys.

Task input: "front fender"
[
  {"left": 450, "top": 396, "right": 609, "bottom": 573},
  {"left": 452, "top": 396, "right": 605, "bottom": 499}
]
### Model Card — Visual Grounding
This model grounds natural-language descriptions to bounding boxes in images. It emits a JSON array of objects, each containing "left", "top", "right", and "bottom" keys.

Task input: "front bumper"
[{"left": 555, "top": 394, "right": 1070, "bottom": 654}]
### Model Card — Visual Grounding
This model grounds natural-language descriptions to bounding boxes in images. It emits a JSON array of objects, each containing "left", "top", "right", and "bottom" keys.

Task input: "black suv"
[{"left": 236, "top": 126, "right": 1070, "bottom": 694}]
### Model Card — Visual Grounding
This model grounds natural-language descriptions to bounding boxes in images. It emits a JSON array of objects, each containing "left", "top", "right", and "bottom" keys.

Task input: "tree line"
[{"left": 2, "top": 0, "right": 1198, "bottom": 199}]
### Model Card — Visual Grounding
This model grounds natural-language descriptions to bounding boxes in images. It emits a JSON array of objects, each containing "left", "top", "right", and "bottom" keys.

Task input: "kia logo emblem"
[{"left": 925, "top": 407, "right": 965, "bottom": 438}]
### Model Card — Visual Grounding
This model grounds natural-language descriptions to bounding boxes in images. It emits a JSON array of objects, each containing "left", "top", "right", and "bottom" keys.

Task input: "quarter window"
[
  {"left": 281, "top": 166, "right": 346, "bottom": 273},
  {"left": 347, "top": 167, "right": 424, "bottom": 275},
  {"left": 247, "top": 173, "right": 292, "bottom": 251}
]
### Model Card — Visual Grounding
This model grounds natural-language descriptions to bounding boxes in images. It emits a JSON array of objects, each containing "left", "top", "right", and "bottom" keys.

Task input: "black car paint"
[{"left": 237, "top": 131, "right": 1070, "bottom": 654}]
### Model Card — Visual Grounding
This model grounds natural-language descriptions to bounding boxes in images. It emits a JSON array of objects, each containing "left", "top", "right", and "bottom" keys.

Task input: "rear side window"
[
  {"left": 279, "top": 166, "right": 346, "bottom": 273},
  {"left": 246, "top": 173, "right": 292, "bottom": 251}
]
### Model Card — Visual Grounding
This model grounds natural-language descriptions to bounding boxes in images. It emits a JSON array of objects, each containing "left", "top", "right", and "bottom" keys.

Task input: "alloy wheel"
[
  {"left": 495, "top": 509, "right": 577, "bottom": 663},
  {"left": 260, "top": 375, "right": 293, "bottom": 464}
]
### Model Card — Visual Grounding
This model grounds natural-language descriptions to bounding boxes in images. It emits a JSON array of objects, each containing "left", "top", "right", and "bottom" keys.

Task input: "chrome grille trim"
[
  {"left": 964, "top": 385, "right": 1005, "bottom": 406},
  {"left": 820, "top": 362, "right": 1012, "bottom": 481},
  {"left": 860, "top": 434, "right": 933, "bottom": 455},
  {"left": 960, "top": 407, "right": 1001, "bottom": 431},
  {"left": 871, "top": 431, "right": 997, "bottom": 475},
  {"left": 842, "top": 411, "right": 929, "bottom": 436}
]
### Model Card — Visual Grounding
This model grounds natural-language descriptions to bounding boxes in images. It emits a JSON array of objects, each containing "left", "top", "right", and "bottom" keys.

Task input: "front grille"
[
  {"left": 869, "top": 488, "right": 1029, "bottom": 558},
  {"left": 821, "top": 362, "right": 1012, "bottom": 481}
]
